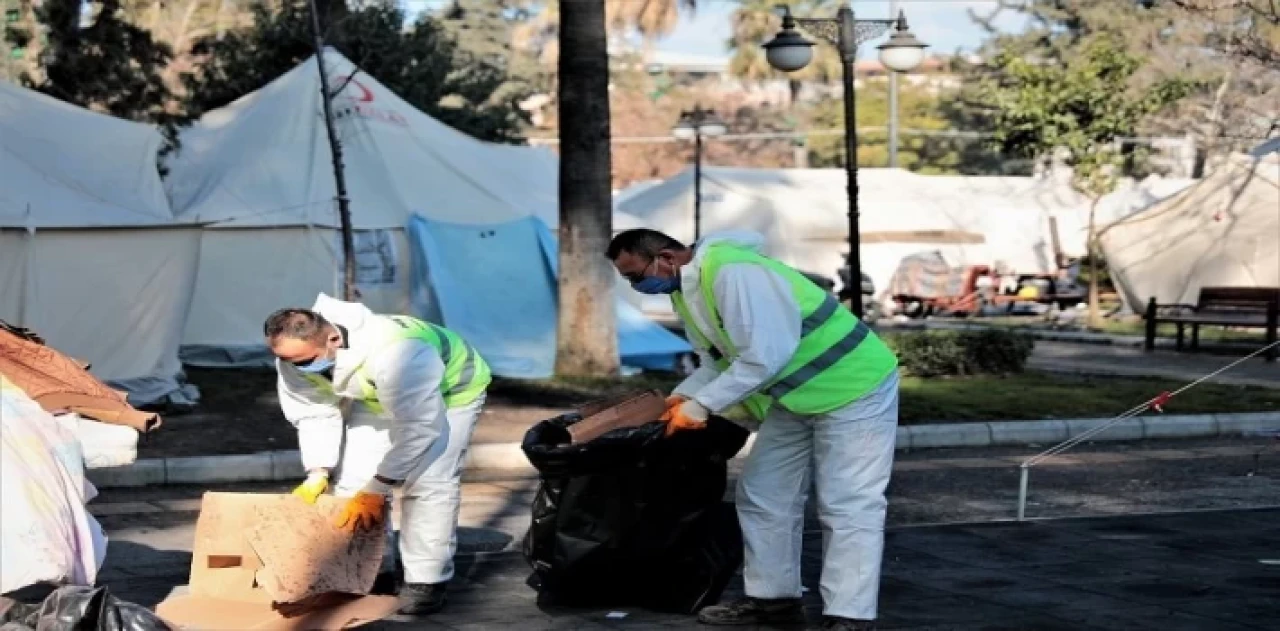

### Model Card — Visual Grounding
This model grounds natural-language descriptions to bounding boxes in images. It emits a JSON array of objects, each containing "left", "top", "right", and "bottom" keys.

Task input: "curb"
[{"left": 86, "top": 412, "right": 1280, "bottom": 489}]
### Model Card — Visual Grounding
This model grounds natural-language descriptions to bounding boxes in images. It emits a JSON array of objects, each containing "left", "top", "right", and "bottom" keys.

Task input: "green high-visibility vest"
[
  {"left": 301, "top": 315, "right": 490, "bottom": 414},
  {"left": 671, "top": 244, "right": 898, "bottom": 420}
]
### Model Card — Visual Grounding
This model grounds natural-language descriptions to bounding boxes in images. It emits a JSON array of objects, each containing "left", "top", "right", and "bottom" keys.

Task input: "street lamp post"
[
  {"left": 763, "top": 5, "right": 926, "bottom": 319},
  {"left": 672, "top": 105, "right": 727, "bottom": 243}
]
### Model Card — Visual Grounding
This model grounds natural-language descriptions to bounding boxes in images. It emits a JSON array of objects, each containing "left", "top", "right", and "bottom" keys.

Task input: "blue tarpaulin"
[{"left": 406, "top": 215, "right": 691, "bottom": 378}]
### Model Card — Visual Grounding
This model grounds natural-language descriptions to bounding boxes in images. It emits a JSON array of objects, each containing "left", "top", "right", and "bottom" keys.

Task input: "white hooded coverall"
[
  {"left": 276, "top": 294, "right": 485, "bottom": 585},
  {"left": 672, "top": 233, "right": 899, "bottom": 621}
]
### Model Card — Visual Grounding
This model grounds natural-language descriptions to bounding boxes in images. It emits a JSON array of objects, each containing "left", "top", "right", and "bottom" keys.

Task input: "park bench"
[{"left": 1144, "top": 286, "right": 1279, "bottom": 362}]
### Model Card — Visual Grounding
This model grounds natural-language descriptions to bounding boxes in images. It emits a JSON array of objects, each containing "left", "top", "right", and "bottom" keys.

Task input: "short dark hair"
[
  {"left": 263, "top": 308, "right": 330, "bottom": 342},
  {"left": 605, "top": 229, "right": 687, "bottom": 261}
]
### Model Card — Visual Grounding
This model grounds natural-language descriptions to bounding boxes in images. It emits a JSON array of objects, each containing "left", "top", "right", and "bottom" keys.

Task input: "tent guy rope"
[{"left": 1015, "top": 339, "right": 1280, "bottom": 521}]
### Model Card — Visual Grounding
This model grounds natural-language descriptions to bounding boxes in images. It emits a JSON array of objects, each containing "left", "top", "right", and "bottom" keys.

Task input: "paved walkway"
[
  {"left": 89, "top": 507, "right": 1280, "bottom": 630},
  {"left": 1029, "top": 341, "right": 1280, "bottom": 389}
]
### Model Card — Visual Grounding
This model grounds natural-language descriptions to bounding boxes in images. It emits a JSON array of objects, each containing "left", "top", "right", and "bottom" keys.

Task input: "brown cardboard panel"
[
  {"left": 189, "top": 493, "right": 383, "bottom": 604},
  {"left": 568, "top": 389, "right": 666, "bottom": 444},
  {"left": 156, "top": 594, "right": 400, "bottom": 630},
  {"left": 247, "top": 496, "right": 384, "bottom": 602}
]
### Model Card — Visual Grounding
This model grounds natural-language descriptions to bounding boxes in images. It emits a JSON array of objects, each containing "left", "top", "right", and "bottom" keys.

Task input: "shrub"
[{"left": 885, "top": 329, "right": 1035, "bottom": 377}]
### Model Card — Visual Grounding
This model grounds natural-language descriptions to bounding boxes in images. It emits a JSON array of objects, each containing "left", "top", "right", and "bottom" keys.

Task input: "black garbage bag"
[
  {"left": 521, "top": 412, "right": 749, "bottom": 614},
  {"left": 0, "top": 586, "right": 171, "bottom": 631}
]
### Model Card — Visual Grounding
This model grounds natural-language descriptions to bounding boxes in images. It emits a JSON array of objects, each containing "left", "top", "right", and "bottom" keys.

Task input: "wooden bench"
[{"left": 1144, "top": 287, "right": 1279, "bottom": 362}]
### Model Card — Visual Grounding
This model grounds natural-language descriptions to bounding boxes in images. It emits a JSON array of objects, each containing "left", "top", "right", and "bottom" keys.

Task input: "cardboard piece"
[
  {"left": 156, "top": 492, "right": 397, "bottom": 630},
  {"left": 248, "top": 497, "right": 384, "bottom": 602},
  {"left": 568, "top": 389, "right": 666, "bottom": 444}
]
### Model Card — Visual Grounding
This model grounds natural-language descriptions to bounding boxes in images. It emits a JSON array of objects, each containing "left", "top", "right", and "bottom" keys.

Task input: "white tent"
[
  {"left": 0, "top": 80, "right": 198, "bottom": 404},
  {"left": 165, "top": 50, "right": 688, "bottom": 375},
  {"left": 1100, "top": 153, "right": 1280, "bottom": 308},
  {"left": 615, "top": 166, "right": 1190, "bottom": 298}
]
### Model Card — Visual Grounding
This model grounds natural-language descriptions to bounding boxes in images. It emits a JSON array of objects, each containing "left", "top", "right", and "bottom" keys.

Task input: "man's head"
[
  {"left": 605, "top": 229, "right": 692, "bottom": 294},
  {"left": 263, "top": 308, "right": 342, "bottom": 373}
]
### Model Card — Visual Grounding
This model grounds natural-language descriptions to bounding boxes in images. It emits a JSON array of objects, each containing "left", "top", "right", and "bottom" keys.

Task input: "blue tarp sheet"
[{"left": 406, "top": 215, "right": 691, "bottom": 378}]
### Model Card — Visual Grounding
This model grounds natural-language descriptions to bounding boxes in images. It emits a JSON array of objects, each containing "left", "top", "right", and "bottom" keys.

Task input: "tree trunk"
[
  {"left": 1086, "top": 196, "right": 1101, "bottom": 330},
  {"left": 554, "top": 0, "right": 619, "bottom": 377}
]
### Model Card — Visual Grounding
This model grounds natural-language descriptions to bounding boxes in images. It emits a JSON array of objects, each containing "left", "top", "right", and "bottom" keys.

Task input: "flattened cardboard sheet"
[{"left": 156, "top": 594, "right": 400, "bottom": 630}]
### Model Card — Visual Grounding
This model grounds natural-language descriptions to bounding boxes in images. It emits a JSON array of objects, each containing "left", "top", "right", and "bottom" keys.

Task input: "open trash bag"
[
  {"left": 521, "top": 412, "right": 748, "bottom": 614},
  {"left": 0, "top": 375, "right": 108, "bottom": 595},
  {"left": 0, "top": 586, "right": 171, "bottom": 631}
]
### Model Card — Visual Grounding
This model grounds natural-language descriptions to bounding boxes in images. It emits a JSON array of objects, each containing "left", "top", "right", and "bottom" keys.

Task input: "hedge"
[{"left": 884, "top": 329, "right": 1035, "bottom": 378}]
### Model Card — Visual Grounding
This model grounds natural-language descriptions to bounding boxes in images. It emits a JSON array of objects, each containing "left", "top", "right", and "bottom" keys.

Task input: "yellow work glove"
[
  {"left": 334, "top": 492, "right": 386, "bottom": 533},
  {"left": 291, "top": 471, "right": 329, "bottom": 504},
  {"left": 660, "top": 399, "right": 709, "bottom": 437}
]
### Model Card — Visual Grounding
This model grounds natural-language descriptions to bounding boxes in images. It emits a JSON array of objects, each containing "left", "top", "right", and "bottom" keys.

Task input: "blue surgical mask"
[
  {"left": 296, "top": 356, "right": 335, "bottom": 374},
  {"left": 633, "top": 276, "right": 680, "bottom": 295}
]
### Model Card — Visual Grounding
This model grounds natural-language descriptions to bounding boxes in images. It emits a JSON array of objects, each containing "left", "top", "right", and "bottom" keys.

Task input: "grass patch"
[{"left": 898, "top": 372, "right": 1279, "bottom": 423}]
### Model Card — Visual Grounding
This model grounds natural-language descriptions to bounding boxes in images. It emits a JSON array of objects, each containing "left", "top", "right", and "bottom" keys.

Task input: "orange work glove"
[
  {"left": 659, "top": 399, "right": 709, "bottom": 437},
  {"left": 334, "top": 491, "right": 386, "bottom": 533}
]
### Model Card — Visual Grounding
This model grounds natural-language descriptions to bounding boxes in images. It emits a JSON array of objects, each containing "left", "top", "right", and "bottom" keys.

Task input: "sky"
[
  {"left": 399, "top": 0, "right": 1032, "bottom": 60},
  {"left": 653, "top": 0, "right": 1031, "bottom": 60}
]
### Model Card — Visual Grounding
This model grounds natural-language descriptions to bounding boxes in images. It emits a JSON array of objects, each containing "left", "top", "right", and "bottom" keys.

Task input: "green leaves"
[
  {"left": 181, "top": 0, "right": 534, "bottom": 144},
  {"left": 976, "top": 34, "right": 1191, "bottom": 196}
]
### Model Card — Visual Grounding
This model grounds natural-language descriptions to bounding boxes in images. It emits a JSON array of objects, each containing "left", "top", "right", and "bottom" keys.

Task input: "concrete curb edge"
[{"left": 87, "top": 411, "right": 1280, "bottom": 489}]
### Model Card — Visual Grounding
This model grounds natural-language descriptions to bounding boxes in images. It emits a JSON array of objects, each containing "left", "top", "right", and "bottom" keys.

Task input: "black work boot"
[
  {"left": 822, "top": 616, "right": 877, "bottom": 631},
  {"left": 696, "top": 597, "right": 806, "bottom": 626},
  {"left": 397, "top": 582, "right": 447, "bottom": 615}
]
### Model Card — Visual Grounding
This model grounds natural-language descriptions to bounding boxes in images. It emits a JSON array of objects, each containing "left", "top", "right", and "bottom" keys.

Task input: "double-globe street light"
[
  {"left": 672, "top": 105, "right": 728, "bottom": 243},
  {"left": 763, "top": 4, "right": 927, "bottom": 318}
]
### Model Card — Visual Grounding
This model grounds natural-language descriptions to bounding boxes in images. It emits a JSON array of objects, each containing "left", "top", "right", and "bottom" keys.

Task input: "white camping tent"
[
  {"left": 1100, "top": 153, "right": 1280, "bottom": 308},
  {"left": 165, "top": 49, "right": 688, "bottom": 375},
  {"left": 0, "top": 80, "right": 198, "bottom": 405},
  {"left": 616, "top": 166, "right": 1190, "bottom": 299}
]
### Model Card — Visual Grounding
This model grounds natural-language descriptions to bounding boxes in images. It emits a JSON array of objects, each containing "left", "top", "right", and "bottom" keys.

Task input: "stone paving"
[
  {"left": 95, "top": 508, "right": 1280, "bottom": 630},
  {"left": 66, "top": 436, "right": 1280, "bottom": 629}
]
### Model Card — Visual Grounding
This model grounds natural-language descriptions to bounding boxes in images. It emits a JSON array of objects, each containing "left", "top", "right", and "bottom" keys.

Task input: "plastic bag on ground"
[
  {"left": 0, "top": 376, "right": 108, "bottom": 594},
  {"left": 0, "top": 586, "right": 172, "bottom": 631},
  {"left": 521, "top": 413, "right": 748, "bottom": 614}
]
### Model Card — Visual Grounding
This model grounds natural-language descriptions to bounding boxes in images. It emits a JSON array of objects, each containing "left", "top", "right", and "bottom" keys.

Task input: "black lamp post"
[
  {"left": 672, "top": 105, "right": 727, "bottom": 243},
  {"left": 763, "top": 5, "right": 926, "bottom": 318}
]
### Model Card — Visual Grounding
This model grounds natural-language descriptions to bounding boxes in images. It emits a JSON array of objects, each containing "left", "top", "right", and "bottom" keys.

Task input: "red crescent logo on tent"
[{"left": 334, "top": 75, "right": 374, "bottom": 102}]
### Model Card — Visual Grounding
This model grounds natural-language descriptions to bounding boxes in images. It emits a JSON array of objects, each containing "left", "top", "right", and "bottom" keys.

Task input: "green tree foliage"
[
  {"left": 6, "top": 0, "right": 181, "bottom": 143},
  {"left": 973, "top": 34, "right": 1192, "bottom": 325},
  {"left": 182, "top": 0, "right": 533, "bottom": 143},
  {"left": 805, "top": 81, "right": 1005, "bottom": 175},
  {"left": 967, "top": 0, "right": 1277, "bottom": 162}
]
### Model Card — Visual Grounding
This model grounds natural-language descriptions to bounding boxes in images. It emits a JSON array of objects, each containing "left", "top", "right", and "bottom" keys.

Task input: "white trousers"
[
  {"left": 737, "top": 372, "right": 899, "bottom": 620},
  {"left": 331, "top": 395, "right": 484, "bottom": 585}
]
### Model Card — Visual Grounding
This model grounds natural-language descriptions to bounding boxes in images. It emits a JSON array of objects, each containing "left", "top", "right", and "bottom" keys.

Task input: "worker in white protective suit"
[
  {"left": 606, "top": 230, "right": 900, "bottom": 631},
  {"left": 264, "top": 293, "right": 490, "bottom": 616}
]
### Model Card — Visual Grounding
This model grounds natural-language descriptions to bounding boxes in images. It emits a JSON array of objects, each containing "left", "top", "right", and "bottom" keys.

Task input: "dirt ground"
[
  {"left": 137, "top": 368, "right": 682, "bottom": 458},
  {"left": 136, "top": 366, "right": 1279, "bottom": 459}
]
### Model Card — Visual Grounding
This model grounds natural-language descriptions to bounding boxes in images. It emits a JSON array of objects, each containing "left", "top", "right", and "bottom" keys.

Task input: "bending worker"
[
  {"left": 606, "top": 229, "right": 900, "bottom": 631},
  {"left": 263, "top": 293, "right": 490, "bottom": 616}
]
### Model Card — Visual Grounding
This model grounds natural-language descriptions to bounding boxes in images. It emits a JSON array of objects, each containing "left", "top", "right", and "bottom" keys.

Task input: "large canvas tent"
[
  {"left": 0, "top": 80, "right": 198, "bottom": 405},
  {"left": 164, "top": 50, "right": 688, "bottom": 376},
  {"left": 1100, "top": 153, "right": 1279, "bottom": 308},
  {"left": 615, "top": 166, "right": 1190, "bottom": 299}
]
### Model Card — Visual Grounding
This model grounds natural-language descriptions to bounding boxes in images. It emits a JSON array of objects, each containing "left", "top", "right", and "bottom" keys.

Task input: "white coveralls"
[
  {"left": 276, "top": 294, "right": 485, "bottom": 585},
  {"left": 673, "top": 233, "right": 899, "bottom": 621}
]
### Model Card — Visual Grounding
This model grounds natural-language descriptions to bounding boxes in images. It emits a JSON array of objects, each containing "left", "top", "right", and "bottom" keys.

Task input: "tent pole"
[{"left": 307, "top": 0, "right": 356, "bottom": 301}]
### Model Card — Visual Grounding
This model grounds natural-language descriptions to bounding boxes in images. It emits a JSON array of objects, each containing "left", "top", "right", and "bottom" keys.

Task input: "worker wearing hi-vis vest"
[
  {"left": 607, "top": 229, "right": 900, "bottom": 631},
  {"left": 264, "top": 293, "right": 490, "bottom": 617}
]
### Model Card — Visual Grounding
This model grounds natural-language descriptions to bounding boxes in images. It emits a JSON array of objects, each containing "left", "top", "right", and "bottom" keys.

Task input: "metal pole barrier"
[{"left": 1017, "top": 464, "right": 1029, "bottom": 522}]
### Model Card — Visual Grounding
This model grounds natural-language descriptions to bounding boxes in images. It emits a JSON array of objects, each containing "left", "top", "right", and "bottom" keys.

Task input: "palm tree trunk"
[{"left": 555, "top": 0, "right": 619, "bottom": 377}]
